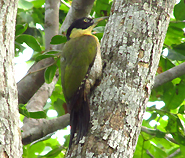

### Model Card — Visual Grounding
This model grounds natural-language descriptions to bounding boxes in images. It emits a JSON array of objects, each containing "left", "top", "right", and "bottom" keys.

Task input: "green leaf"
[
  {"left": 29, "top": 111, "right": 46, "bottom": 119},
  {"left": 53, "top": 99, "right": 65, "bottom": 116},
  {"left": 31, "top": 8, "right": 45, "bottom": 25},
  {"left": 19, "top": 104, "right": 30, "bottom": 118},
  {"left": 93, "top": 26, "right": 105, "bottom": 34},
  {"left": 50, "top": 84, "right": 65, "bottom": 103},
  {"left": 167, "top": 48, "right": 185, "bottom": 61},
  {"left": 18, "top": 0, "right": 33, "bottom": 10},
  {"left": 43, "top": 137, "right": 60, "bottom": 147},
  {"left": 165, "top": 81, "right": 185, "bottom": 109},
  {"left": 43, "top": 50, "right": 60, "bottom": 55},
  {"left": 170, "top": 43, "right": 185, "bottom": 59},
  {"left": 174, "top": 0, "right": 185, "bottom": 20},
  {"left": 18, "top": 11, "right": 33, "bottom": 23},
  {"left": 147, "top": 112, "right": 157, "bottom": 122},
  {"left": 28, "top": 141, "right": 45, "bottom": 156},
  {"left": 94, "top": 0, "right": 111, "bottom": 17},
  {"left": 36, "top": 50, "right": 59, "bottom": 61},
  {"left": 63, "top": 134, "right": 70, "bottom": 147},
  {"left": 38, "top": 146, "right": 63, "bottom": 158},
  {"left": 180, "top": 145, "right": 185, "bottom": 155},
  {"left": 173, "top": 133, "right": 185, "bottom": 146},
  {"left": 60, "top": 3, "right": 70, "bottom": 13},
  {"left": 44, "top": 65, "right": 57, "bottom": 84},
  {"left": 158, "top": 56, "right": 175, "bottom": 72},
  {"left": 36, "top": 54, "right": 55, "bottom": 61},
  {"left": 178, "top": 105, "right": 185, "bottom": 114},
  {"left": 152, "top": 137, "right": 173, "bottom": 150},
  {"left": 31, "top": 0, "right": 45, "bottom": 8},
  {"left": 165, "top": 114, "right": 178, "bottom": 133},
  {"left": 164, "top": 25, "right": 184, "bottom": 46},
  {"left": 150, "top": 144, "right": 167, "bottom": 158},
  {"left": 155, "top": 129, "right": 166, "bottom": 138},
  {"left": 16, "top": 34, "right": 42, "bottom": 52},
  {"left": 15, "top": 41, "right": 26, "bottom": 55},
  {"left": 19, "top": 104, "right": 46, "bottom": 119},
  {"left": 50, "top": 35, "right": 67, "bottom": 44},
  {"left": 15, "top": 23, "right": 28, "bottom": 36}
]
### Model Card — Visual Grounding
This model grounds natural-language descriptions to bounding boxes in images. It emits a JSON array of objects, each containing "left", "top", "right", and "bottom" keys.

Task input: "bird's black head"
[{"left": 66, "top": 17, "right": 94, "bottom": 40}]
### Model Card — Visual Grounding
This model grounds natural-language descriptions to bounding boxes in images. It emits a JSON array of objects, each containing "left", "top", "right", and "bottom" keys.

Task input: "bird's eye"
[{"left": 83, "top": 18, "right": 89, "bottom": 23}]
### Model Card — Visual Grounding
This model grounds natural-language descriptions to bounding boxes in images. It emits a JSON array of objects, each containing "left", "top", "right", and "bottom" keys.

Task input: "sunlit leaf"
[
  {"left": 38, "top": 146, "right": 63, "bottom": 158},
  {"left": 50, "top": 35, "right": 67, "bottom": 44},
  {"left": 174, "top": 0, "right": 185, "bottom": 20},
  {"left": 15, "top": 23, "right": 28, "bottom": 36},
  {"left": 16, "top": 34, "right": 42, "bottom": 52},
  {"left": 18, "top": 0, "right": 33, "bottom": 10},
  {"left": 29, "top": 111, "right": 46, "bottom": 119},
  {"left": 44, "top": 65, "right": 57, "bottom": 84}
]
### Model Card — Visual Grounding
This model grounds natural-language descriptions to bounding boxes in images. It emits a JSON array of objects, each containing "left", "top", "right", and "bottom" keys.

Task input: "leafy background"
[{"left": 16, "top": 0, "right": 185, "bottom": 157}]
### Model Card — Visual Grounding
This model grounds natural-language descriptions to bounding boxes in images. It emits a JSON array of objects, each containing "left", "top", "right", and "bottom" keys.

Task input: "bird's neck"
[{"left": 70, "top": 26, "right": 94, "bottom": 39}]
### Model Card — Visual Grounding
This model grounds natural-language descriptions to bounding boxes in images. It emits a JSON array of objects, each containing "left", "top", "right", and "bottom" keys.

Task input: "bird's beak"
[
  {"left": 87, "top": 16, "right": 108, "bottom": 33},
  {"left": 93, "top": 16, "right": 109, "bottom": 25}
]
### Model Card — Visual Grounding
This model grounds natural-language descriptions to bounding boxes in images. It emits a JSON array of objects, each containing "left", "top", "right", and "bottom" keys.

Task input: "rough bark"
[
  {"left": 45, "top": 0, "right": 60, "bottom": 50},
  {"left": 66, "top": 0, "right": 176, "bottom": 157},
  {"left": 0, "top": 0, "right": 22, "bottom": 157}
]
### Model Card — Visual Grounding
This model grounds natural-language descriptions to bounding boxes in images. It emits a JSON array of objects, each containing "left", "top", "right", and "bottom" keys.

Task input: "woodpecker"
[{"left": 60, "top": 17, "right": 107, "bottom": 148}]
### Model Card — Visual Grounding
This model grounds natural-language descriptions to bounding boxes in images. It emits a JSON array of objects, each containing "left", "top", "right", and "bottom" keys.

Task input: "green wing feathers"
[{"left": 61, "top": 35, "right": 98, "bottom": 103}]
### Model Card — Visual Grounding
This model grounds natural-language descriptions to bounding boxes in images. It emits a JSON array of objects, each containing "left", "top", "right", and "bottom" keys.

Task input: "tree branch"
[
  {"left": 153, "top": 62, "right": 185, "bottom": 89},
  {"left": 23, "top": 119, "right": 180, "bottom": 146},
  {"left": 141, "top": 126, "right": 178, "bottom": 145},
  {"left": 166, "top": 149, "right": 180, "bottom": 158},
  {"left": 21, "top": 75, "right": 59, "bottom": 144},
  {"left": 17, "top": 57, "right": 55, "bottom": 104},
  {"left": 22, "top": 114, "right": 70, "bottom": 145},
  {"left": 45, "top": 0, "right": 60, "bottom": 50}
]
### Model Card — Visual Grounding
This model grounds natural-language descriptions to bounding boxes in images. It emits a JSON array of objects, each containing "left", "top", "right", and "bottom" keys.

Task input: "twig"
[
  {"left": 23, "top": 60, "right": 57, "bottom": 78},
  {"left": 141, "top": 126, "right": 178, "bottom": 145},
  {"left": 166, "top": 149, "right": 180, "bottom": 158},
  {"left": 61, "top": 0, "right": 71, "bottom": 8},
  {"left": 146, "top": 150, "right": 154, "bottom": 158}
]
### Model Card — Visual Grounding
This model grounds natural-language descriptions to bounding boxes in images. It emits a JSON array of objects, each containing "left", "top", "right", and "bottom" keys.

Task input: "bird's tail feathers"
[{"left": 69, "top": 96, "right": 90, "bottom": 148}]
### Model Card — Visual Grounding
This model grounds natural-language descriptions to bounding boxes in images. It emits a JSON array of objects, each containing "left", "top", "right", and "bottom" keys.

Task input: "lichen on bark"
[{"left": 66, "top": 0, "right": 176, "bottom": 157}]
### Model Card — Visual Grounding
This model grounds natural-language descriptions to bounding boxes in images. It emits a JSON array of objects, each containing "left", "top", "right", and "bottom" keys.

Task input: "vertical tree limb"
[
  {"left": 66, "top": 0, "right": 176, "bottom": 157},
  {"left": 45, "top": 0, "right": 60, "bottom": 50},
  {"left": 0, "top": 0, "right": 22, "bottom": 157}
]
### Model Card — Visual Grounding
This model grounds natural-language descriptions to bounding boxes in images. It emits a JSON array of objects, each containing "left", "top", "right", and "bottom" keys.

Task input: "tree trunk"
[
  {"left": 0, "top": 0, "right": 22, "bottom": 157},
  {"left": 66, "top": 0, "right": 176, "bottom": 157}
]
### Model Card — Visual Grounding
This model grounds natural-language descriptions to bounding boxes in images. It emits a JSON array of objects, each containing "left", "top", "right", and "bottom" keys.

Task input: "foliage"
[{"left": 16, "top": 0, "right": 185, "bottom": 157}]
